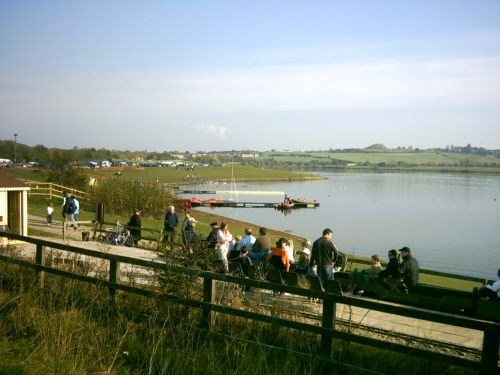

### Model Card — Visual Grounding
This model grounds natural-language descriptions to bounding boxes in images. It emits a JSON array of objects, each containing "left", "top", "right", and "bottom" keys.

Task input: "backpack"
[{"left": 65, "top": 198, "right": 76, "bottom": 214}]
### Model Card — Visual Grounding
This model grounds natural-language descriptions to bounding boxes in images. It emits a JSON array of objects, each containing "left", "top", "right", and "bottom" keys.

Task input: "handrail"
[
  {"left": 0, "top": 230, "right": 498, "bottom": 374},
  {"left": 24, "top": 181, "right": 88, "bottom": 203}
]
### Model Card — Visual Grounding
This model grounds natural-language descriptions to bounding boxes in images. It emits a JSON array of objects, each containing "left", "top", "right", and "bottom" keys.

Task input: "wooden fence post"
[
  {"left": 35, "top": 244, "right": 45, "bottom": 287},
  {"left": 480, "top": 330, "right": 500, "bottom": 375},
  {"left": 109, "top": 259, "right": 120, "bottom": 305},
  {"left": 201, "top": 277, "right": 215, "bottom": 331},
  {"left": 320, "top": 294, "right": 336, "bottom": 374}
]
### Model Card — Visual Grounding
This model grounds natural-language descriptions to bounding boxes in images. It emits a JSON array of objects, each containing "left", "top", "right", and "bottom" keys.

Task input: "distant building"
[
  {"left": 241, "top": 153, "right": 259, "bottom": 158},
  {"left": 0, "top": 173, "right": 30, "bottom": 237}
]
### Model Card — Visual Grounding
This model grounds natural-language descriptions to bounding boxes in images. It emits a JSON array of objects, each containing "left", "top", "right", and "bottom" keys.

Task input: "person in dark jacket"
[
  {"left": 375, "top": 249, "right": 401, "bottom": 290},
  {"left": 127, "top": 208, "right": 142, "bottom": 245},
  {"left": 163, "top": 205, "right": 179, "bottom": 243},
  {"left": 378, "top": 249, "right": 400, "bottom": 279},
  {"left": 398, "top": 246, "right": 419, "bottom": 292},
  {"left": 205, "top": 222, "right": 219, "bottom": 250},
  {"left": 310, "top": 228, "right": 339, "bottom": 286}
]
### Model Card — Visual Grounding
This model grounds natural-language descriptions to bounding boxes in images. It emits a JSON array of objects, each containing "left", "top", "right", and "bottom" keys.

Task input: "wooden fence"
[
  {"left": 24, "top": 181, "right": 88, "bottom": 203},
  {"left": 0, "top": 231, "right": 499, "bottom": 374}
]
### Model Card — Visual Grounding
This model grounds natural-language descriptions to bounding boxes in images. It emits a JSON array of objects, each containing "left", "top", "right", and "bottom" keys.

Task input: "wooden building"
[{"left": 0, "top": 173, "right": 30, "bottom": 236}]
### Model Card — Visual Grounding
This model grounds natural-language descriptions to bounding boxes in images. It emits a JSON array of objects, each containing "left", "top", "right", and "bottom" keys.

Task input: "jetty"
[{"left": 180, "top": 190, "right": 285, "bottom": 195}]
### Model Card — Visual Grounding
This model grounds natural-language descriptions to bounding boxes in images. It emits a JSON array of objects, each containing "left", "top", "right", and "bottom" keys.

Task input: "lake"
[{"left": 184, "top": 172, "right": 500, "bottom": 279}]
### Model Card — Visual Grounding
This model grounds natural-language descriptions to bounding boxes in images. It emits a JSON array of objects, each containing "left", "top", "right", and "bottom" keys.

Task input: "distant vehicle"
[{"left": 83, "top": 161, "right": 99, "bottom": 169}]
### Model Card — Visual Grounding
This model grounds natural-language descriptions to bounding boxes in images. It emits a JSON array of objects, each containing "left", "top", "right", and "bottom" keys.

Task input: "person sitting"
[
  {"left": 479, "top": 269, "right": 500, "bottom": 300},
  {"left": 397, "top": 246, "right": 419, "bottom": 293},
  {"left": 296, "top": 239, "right": 311, "bottom": 274},
  {"left": 237, "top": 227, "right": 256, "bottom": 251},
  {"left": 227, "top": 239, "right": 241, "bottom": 262},
  {"left": 361, "top": 254, "right": 382, "bottom": 283},
  {"left": 376, "top": 249, "right": 400, "bottom": 289},
  {"left": 239, "top": 246, "right": 253, "bottom": 277},
  {"left": 251, "top": 227, "right": 272, "bottom": 263},
  {"left": 266, "top": 238, "right": 290, "bottom": 272},
  {"left": 284, "top": 239, "right": 295, "bottom": 268},
  {"left": 230, "top": 234, "right": 242, "bottom": 253}
]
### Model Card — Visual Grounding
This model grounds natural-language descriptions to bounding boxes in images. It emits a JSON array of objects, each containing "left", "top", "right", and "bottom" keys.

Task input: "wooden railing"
[
  {"left": 24, "top": 181, "right": 88, "bottom": 203},
  {"left": 0, "top": 231, "right": 498, "bottom": 374}
]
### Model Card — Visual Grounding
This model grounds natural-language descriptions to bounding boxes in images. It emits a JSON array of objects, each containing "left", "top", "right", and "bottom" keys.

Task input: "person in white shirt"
[
  {"left": 72, "top": 198, "right": 80, "bottom": 224},
  {"left": 479, "top": 269, "right": 500, "bottom": 299},
  {"left": 216, "top": 222, "right": 233, "bottom": 272},
  {"left": 284, "top": 239, "right": 295, "bottom": 265},
  {"left": 46, "top": 202, "right": 54, "bottom": 224}
]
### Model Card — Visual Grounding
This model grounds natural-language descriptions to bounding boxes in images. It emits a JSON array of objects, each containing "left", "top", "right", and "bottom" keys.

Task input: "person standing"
[
  {"left": 310, "top": 228, "right": 339, "bottom": 286},
  {"left": 184, "top": 217, "right": 198, "bottom": 255},
  {"left": 216, "top": 222, "right": 232, "bottom": 272},
  {"left": 63, "top": 194, "right": 77, "bottom": 229},
  {"left": 163, "top": 205, "right": 179, "bottom": 243},
  {"left": 46, "top": 202, "right": 54, "bottom": 225},
  {"left": 205, "top": 222, "right": 219, "bottom": 250},
  {"left": 72, "top": 197, "right": 80, "bottom": 224},
  {"left": 61, "top": 191, "right": 68, "bottom": 219},
  {"left": 127, "top": 208, "right": 142, "bottom": 246}
]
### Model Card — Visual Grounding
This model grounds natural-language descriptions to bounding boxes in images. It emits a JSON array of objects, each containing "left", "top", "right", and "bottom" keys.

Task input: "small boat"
[
  {"left": 177, "top": 197, "right": 202, "bottom": 208},
  {"left": 274, "top": 195, "right": 320, "bottom": 210},
  {"left": 202, "top": 198, "right": 226, "bottom": 206}
]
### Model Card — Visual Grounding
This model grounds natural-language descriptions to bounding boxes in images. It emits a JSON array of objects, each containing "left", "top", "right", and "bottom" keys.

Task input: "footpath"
[{"left": 22, "top": 215, "right": 485, "bottom": 354}]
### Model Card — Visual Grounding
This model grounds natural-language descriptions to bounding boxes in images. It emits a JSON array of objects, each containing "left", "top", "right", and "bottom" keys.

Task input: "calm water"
[{"left": 184, "top": 172, "right": 500, "bottom": 279}]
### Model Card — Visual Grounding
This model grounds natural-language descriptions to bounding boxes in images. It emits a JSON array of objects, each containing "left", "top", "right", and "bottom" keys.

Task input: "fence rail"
[
  {"left": 24, "top": 181, "right": 88, "bottom": 203},
  {"left": 0, "top": 231, "right": 498, "bottom": 374}
]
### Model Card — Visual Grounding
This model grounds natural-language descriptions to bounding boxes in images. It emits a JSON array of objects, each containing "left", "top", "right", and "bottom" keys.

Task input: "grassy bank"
[{"left": 0, "top": 255, "right": 477, "bottom": 375}]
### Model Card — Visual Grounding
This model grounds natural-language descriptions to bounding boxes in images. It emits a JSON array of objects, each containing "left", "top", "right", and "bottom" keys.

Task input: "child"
[
  {"left": 46, "top": 202, "right": 54, "bottom": 225},
  {"left": 367, "top": 254, "right": 382, "bottom": 277}
]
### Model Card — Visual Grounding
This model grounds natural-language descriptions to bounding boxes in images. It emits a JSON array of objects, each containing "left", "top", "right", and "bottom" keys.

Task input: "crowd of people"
[
  {"left": 49, "top": 201, "right": 499, "bottom": 299},
  {"left": 157, "top": 209, "right": 424, "bottom": 293}
]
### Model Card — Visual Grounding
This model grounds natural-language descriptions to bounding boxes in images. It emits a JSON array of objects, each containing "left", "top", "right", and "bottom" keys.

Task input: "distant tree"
[
  {"left": 46, "top": 149, "right": 87, "bottom": 189},
  {"left": 365, "top": 144, "right": 387, "bottom": 151}
]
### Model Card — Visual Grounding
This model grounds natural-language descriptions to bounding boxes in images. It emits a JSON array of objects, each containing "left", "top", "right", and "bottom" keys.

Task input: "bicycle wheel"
[
  {"left": 115, "top": 234, "right": 125, "bottom": 246},
  {"left": 124, "top": 235, "right": 134, "bottom": 247}
]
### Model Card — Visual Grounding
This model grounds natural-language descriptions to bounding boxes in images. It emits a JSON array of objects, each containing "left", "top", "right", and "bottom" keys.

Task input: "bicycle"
[{"left": 107, "top": 221, "right": 134, "bottom": 247}]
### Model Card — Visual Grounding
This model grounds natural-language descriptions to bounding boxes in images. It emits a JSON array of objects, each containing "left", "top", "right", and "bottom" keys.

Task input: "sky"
[{"left": 1, "top": 0, "right": 500, "bottom": 152}]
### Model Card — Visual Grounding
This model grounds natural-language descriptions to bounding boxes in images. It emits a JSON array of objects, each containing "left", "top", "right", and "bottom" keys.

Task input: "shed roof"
[{"left": 0, "top": 172, "right": 29, "bottom": 190}]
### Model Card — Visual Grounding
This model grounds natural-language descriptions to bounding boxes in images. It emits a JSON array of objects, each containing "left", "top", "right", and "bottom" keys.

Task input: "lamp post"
[{"left": 14, "top": 133, "right": 17, "bottom": 166}]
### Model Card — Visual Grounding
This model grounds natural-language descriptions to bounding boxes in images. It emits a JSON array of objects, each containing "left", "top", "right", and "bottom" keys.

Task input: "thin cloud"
[{"left": 193, "top": 125, "right": 227, "bottom": 140}]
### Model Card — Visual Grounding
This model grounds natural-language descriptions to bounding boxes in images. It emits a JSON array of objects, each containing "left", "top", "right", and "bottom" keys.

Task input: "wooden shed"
[{"left": 0, "top": 173, "right": 30, "bottom": 236}]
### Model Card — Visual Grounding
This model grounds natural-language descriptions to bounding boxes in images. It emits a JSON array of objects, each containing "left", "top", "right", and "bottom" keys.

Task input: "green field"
[
  {"left": 7, "top": 164, "right": 321, "bottom": 184},
  {"left": 262, "top": 150, "right": 500, "bottom": 165}
]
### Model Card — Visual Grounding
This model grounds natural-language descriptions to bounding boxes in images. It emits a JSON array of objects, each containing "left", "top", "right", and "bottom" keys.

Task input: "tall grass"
[{"left": 0, "top": 247, "right": 479, "bottom": 375}]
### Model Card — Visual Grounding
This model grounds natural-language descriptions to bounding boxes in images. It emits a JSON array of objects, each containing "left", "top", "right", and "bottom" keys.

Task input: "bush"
[{"left": 87, "top": 178, "right": 175, "bottom": 219}]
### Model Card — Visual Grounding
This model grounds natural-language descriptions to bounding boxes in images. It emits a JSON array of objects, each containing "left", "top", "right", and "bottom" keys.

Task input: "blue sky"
[{"left": 1, "top": 0, "right": 499, "bottom": 151}]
